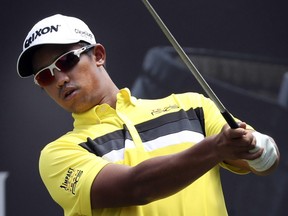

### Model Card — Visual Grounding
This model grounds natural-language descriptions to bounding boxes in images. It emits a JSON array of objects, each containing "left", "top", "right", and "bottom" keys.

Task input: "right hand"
[{"left": 213, "top": 122, "right": 263, "bottom": 162}]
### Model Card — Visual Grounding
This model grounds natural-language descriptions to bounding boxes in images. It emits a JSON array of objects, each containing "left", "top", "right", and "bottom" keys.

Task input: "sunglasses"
[{"left": 34, "top": 44, "right": 95, "bottom": 86}]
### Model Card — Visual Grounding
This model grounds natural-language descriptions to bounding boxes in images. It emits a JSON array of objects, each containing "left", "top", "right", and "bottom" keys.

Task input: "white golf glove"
[{"left": 246, "top": 131, "right": 278, "bottom": 172}]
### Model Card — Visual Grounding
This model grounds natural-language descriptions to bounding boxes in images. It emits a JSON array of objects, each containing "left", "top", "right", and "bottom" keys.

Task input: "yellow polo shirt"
[{"left": 39, "top": 88, "right": 249, "bottom": 216}]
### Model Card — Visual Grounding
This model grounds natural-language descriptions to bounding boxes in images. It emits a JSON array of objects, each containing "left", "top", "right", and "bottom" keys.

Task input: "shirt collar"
[{"left": 72, "top": 88, "right": 136, "bottom": 126}]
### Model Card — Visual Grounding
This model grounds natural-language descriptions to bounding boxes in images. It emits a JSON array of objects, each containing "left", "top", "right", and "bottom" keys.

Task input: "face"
[{"left": 32, "top": 43, "right": 113, "bottom": 113}]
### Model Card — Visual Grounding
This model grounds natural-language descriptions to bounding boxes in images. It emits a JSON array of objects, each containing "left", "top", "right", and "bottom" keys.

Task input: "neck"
[{"left": 105, "top": 87, "right": 120, "bottom": 109}]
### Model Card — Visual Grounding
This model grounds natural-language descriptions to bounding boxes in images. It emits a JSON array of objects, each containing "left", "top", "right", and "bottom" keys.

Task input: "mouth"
[{"left": 61, "top": 86, "right": 77, "bottom": 100}]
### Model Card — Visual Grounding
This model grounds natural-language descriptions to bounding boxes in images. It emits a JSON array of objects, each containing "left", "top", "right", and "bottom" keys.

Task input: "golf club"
[{"left": 142, "top": 0, "right": 239, "bottom": 129}]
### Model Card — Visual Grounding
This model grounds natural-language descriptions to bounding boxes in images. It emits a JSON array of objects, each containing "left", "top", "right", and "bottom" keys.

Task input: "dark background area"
[{"left": 0, "top": 0, "right": 287, "bottom": 215}]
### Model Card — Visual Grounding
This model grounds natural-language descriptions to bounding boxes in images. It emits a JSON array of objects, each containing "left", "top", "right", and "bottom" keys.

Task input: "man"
[{"left": 17, "top": 14, "right": 280, "bottom": 216}]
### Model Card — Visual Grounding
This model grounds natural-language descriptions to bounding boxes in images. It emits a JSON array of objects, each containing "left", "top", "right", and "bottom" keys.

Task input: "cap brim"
[{"left": 17, "top": 45, "right": 40, "bottom": 78}]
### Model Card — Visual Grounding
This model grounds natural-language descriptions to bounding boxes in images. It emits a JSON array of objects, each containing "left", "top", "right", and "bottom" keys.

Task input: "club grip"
[{"left": 221, "top": 110, "right": 239, "bottom": 129}]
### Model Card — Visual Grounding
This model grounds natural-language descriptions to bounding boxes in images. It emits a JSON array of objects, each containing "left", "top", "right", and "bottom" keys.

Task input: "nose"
[{"left": 53, "top": 69, "right": 70, "bottom": 88}]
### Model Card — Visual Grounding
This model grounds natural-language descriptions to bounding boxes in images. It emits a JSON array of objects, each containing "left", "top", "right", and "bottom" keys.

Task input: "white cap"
[{"left": 17, "top": 14, "right": 97, "bottom": 78}]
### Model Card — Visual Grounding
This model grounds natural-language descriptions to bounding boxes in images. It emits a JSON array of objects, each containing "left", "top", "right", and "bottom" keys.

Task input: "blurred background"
[{"left": 0, "top": 0, "right": 287, "bottom": 215}]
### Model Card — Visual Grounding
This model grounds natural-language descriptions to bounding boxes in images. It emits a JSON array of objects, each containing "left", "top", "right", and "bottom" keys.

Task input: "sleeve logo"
[{"left": 60, "top": 168, "right": 83, "bottom": 195}]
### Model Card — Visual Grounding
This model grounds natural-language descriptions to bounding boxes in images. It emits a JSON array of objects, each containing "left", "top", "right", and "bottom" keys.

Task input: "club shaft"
[{"left": 142, "top": 0, "right": 238, "bottom": 129}]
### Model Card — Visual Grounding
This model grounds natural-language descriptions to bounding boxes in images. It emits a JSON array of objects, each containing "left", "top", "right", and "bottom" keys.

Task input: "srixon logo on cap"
[{"left": 24, "top": 25, "right": 61, "bottom": 48}]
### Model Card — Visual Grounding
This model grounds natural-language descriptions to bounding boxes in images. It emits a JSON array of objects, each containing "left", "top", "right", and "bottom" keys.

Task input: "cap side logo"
[
  {"left": 75, "top": 28, "right": 94, "bottom": 42},
  {"left": 24, "top": 25, "right": 61, "bottom": 48}
]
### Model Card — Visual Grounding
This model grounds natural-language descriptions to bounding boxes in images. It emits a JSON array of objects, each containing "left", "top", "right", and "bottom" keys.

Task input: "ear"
[{"left": 93, "top": 43, "right": 106, "bottom": 66}]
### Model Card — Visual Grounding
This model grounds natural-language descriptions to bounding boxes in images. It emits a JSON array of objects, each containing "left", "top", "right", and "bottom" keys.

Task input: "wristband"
[{"left": 246, "top": 131, "right": 278, "bottom": 172}]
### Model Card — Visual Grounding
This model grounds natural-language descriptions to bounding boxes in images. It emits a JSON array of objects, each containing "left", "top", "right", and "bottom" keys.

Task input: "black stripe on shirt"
[{"left": 79, "top": 108, "right": 205, "bottom": 156}]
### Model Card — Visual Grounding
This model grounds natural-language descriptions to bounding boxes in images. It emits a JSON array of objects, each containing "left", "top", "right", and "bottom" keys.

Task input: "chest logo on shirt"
[
  {"left": 60, "top": 167, "right": 83, "bottom": 195},
  {"left": 151, "top": 104, "right": 179, "bottom": 115}
]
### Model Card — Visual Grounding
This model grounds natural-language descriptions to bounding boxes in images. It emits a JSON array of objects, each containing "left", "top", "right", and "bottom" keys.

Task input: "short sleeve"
[{"left": 39, "top": 139, "right": 109, "bottom": 216}]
